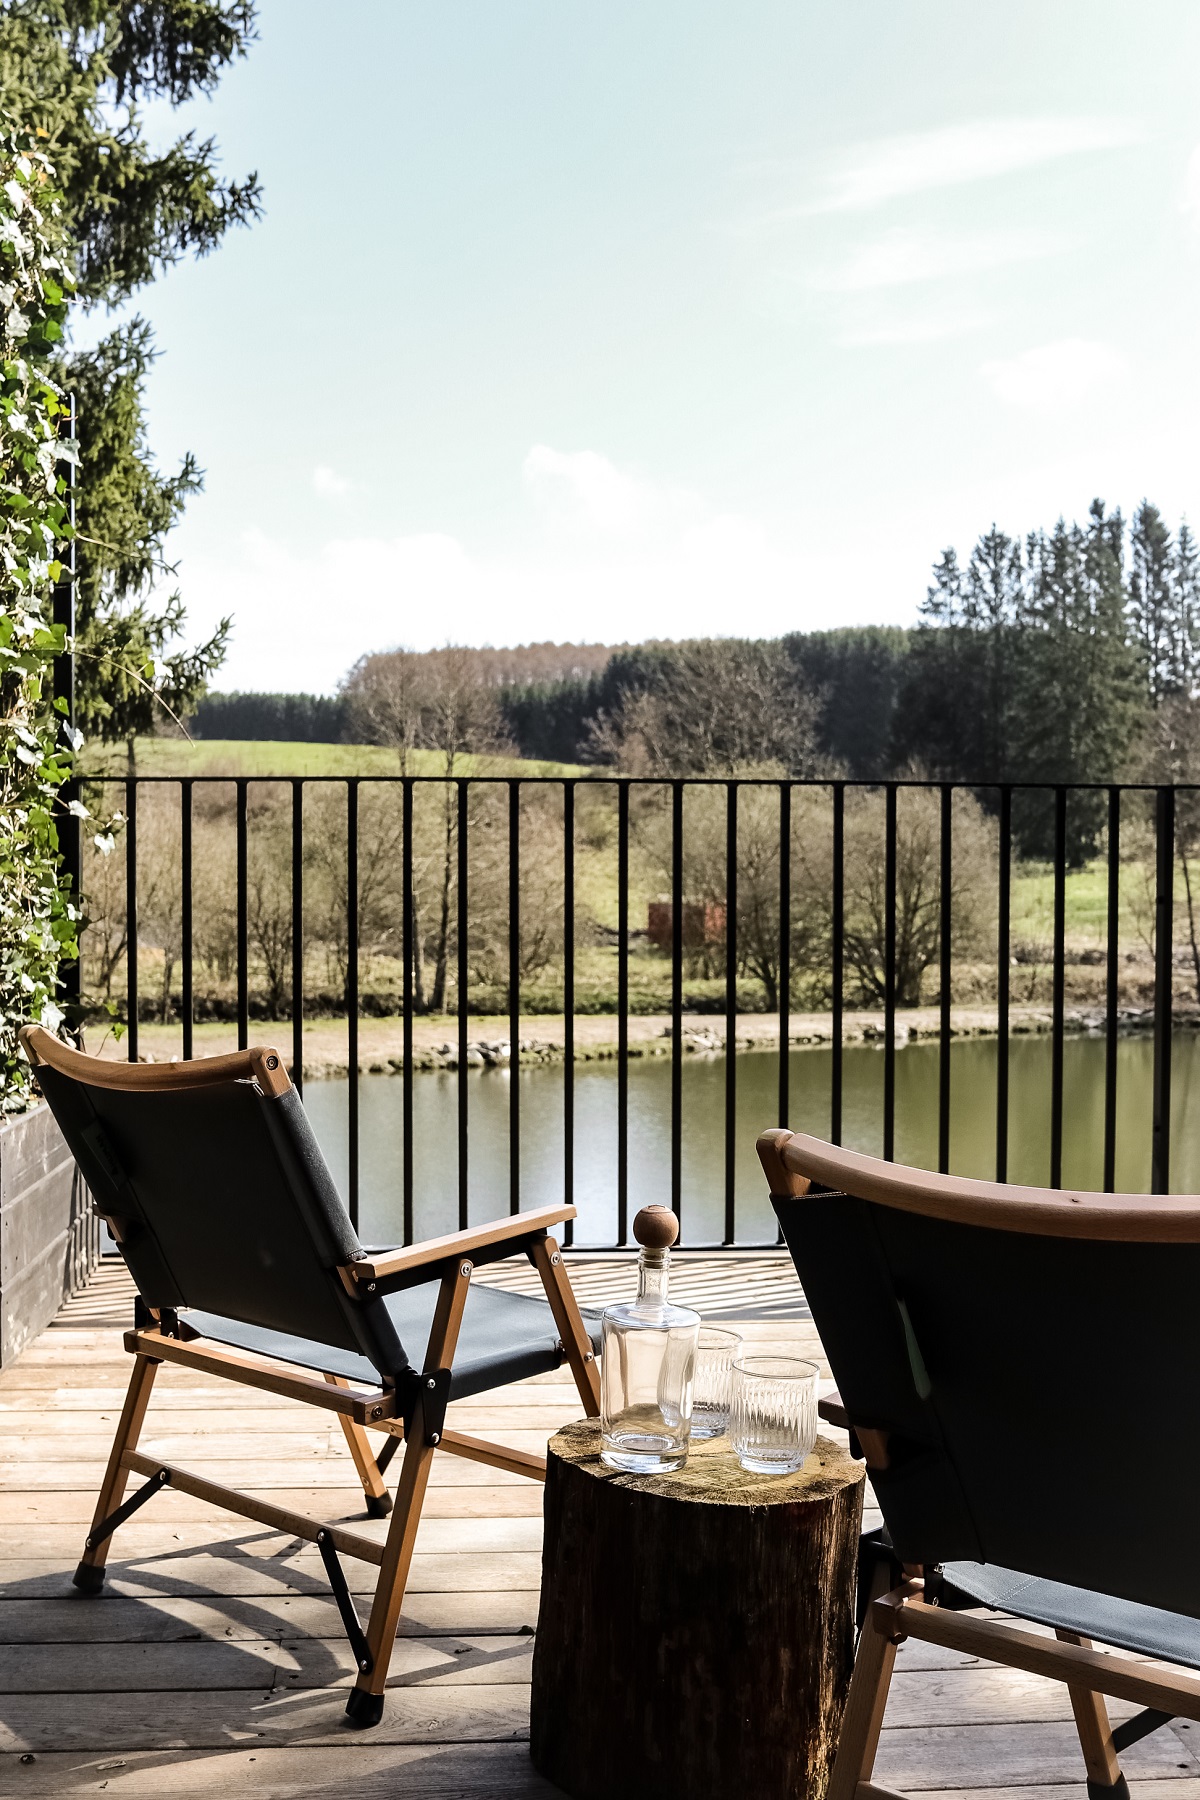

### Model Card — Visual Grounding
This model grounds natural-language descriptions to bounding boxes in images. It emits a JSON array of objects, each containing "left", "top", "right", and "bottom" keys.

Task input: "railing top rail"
[{"left": 84, "top": 773, "right": 1198, "bottom": 791}]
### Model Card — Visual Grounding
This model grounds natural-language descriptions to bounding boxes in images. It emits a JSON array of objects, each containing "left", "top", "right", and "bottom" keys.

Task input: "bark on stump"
[{"left": 530, "top": 1419, "right": 864, "bottom": 1800}]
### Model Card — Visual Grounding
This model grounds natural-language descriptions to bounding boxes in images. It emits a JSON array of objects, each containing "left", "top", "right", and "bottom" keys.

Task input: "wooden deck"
[{"left": 2, "top": 1259, "right": 1200, "bottom": 1797}]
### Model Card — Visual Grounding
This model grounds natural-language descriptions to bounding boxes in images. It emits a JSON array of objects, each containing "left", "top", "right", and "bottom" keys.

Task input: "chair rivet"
[
  {"left": 360, "top": 1659, "right": 370, "bottom": 1671},
  {"left": 427, "top": 1377, "right": 436, "bottom": 1389},
  {"left": 367, "top": 1282, "right": 376, "bottom": 1293},
  {"left": 266, "top": 1054, "right": 279, "bottom": 1070},
  {"left": 584, "top": 1352, "right": 594, "bottom": 1362},
  {"left": 371, "top": 1406, "right": 382, "bottom": 1419},
  {"left": 430, "top": 1432, "right": 440, "bottom": 1444},
  {"left": 551, "top": 1253, "right": 561, "bottom": 1265},
  {"left": 461, "top": 1262, "right": 471, "bottom": 1277}
]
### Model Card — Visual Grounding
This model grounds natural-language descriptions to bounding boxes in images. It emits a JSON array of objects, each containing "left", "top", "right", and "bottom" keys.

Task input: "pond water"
[{"left": 302, "top": 1031, "right": 1200, "bottom": 1248}]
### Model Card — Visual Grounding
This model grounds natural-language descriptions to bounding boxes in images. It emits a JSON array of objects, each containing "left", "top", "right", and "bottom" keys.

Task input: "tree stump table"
[{"left": 530, "top": 1418, "right": 864, "bottom": 1800}]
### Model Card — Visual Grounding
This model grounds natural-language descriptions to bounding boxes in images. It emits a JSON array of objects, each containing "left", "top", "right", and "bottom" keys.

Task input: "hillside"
[{"left": 79, "top": 738, "right": 593, "bottom": 781}]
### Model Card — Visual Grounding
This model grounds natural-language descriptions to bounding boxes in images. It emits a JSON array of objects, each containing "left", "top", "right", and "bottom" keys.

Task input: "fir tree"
[
  {"left": 0, "top": 2, "right": 260, "bottom": 738},
  {"left": 1128, "top": 500, "right": 1176, "bottom": 707}
]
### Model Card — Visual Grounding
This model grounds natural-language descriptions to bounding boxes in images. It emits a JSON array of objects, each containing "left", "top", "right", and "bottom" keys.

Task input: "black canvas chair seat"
[
  {"left": 185, "top": 1286, "right": 603, "bottom": 1397},
  {"left": 943, "top": 1561, "right": 1200, "bottom": 1671},
  {"left": 20, "top": 1026, "right": 603, "bottom": 1732}
]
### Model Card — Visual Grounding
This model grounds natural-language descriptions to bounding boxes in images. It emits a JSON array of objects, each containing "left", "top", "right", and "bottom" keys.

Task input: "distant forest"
[{"left": 192, "top": 499, "right": 1200, "bottom": 791}]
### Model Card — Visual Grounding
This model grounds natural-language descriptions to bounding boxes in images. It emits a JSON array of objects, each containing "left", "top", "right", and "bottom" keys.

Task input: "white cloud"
[
  {"left": 182, "top": 447, "right": 843, "bottom": 691},
  {"left": 523, "top": 444, "right": 652, "bottom": 532},
  {"left": 312, "top": 464, "right": 352, "bottom": 497},
  {"left": 815, "top": 225, "right": 1062, "bottom": 292},
  {"left": 980, "top": 339, "right": 1128, "bottom": 412},
  {"left": 804, "top": 116, "right": 1141, "bottom": 215}
]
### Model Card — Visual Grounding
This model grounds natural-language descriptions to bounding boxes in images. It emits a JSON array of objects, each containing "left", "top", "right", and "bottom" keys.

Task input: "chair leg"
[
  {"left": 1056, "top": 1630, "right": 1129, "bottom": 1799},
  {"left": 826, "top": 1608, "right": 902, "bottom": 1800},
  {"left": 74, "top": 1352, "right": 159, "bottom": 1593},
  {"left": 529, "top": 1234, "right": 601, "bottom": 1415},
  {"left": 325, "top": 1375, "right": 392, "bottom": 1517},
  {"left": 345, "top": 1260, "right": 473, "bottom": 1727}
]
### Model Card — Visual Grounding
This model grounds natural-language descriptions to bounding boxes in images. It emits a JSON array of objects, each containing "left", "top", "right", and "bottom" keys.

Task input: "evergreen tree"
[
  {"left": 891, "top": 530, "right": 1023, "bottom": 782},
  {"left": 1171, "top": 519, "right": 1200, "bottom": 697},
  {"left": 0, "top": 2, "right": 260, "bottom": 738},
  {"left": 1128, "top": 500, "right": 1177, "bottom": 707}
]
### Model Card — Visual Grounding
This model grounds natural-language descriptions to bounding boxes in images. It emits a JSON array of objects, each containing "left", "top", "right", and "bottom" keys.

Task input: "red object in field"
[{"left": 647, "top": 901, "right": 726, "bottom": 949}]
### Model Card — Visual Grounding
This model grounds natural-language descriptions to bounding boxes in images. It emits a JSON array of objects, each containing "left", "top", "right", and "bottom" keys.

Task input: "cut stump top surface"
[{"left": 547, "top": 1418, "right": 864, "bottom": 1509}]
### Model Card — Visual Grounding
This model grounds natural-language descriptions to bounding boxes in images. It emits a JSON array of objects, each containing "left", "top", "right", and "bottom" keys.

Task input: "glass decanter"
[{"left": 600, "top": 1205, "right": 700, "bottom": 1473}]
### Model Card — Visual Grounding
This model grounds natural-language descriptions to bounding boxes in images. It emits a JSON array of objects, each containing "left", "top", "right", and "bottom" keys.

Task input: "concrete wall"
[{"left": 0, "top": 1102, "right": 96, "bottom": 1366}]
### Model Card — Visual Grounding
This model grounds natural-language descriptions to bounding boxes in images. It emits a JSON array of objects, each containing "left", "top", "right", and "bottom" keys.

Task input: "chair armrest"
[
  {"left": 343, "top": 1204, "right": 578, "bottom": 1286},
  {"left": 818, "top": 1388, "right": 849, "bottom": 1429}
]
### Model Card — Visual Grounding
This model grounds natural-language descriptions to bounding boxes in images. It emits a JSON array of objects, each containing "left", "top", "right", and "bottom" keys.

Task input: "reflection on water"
[{"left": 302, "top": 1032, "right": 1199, "bottom": 1249}]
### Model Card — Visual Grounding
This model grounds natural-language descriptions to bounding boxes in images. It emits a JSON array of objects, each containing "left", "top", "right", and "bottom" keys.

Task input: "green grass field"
[{"left": 79, "top": 737, "right": 592, "bottom": 781}]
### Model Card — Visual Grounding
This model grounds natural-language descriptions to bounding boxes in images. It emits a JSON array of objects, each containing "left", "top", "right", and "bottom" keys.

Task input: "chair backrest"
[
  {"left": 22, "top": 1027, "right": 408, "bottom": 1382},
  {"left": 759, "top": 1127, "right": 1200, "bottom": 1619}
]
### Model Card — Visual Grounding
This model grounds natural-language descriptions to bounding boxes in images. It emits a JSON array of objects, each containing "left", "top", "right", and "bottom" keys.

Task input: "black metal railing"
[{"left": 84, "top": 775, "right": 1194, "bottom": 1246}]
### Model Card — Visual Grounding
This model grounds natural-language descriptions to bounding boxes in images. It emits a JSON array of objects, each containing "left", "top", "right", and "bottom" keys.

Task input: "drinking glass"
[
  {"left": 689, "top": 1326, "right": 742, "bottom": 1439},
  {"left": 730, "top": 1355, "right": 819, "bottom": 1474}
]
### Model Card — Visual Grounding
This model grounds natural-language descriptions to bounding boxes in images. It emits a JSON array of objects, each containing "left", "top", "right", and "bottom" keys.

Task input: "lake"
[{"left": 302, "top": 1031, "right": 1200, "bottom": 1248}]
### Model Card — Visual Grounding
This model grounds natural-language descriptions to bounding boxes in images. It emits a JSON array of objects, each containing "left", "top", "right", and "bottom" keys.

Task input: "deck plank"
[{"left": 1, "top": 1257, "right": 1196, "bottom": 1795}]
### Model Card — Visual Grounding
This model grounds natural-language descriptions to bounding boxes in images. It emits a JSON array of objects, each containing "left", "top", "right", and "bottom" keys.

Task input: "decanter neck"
[{"left": 637, "top": 1248, "right": 671, "bottom": 1304}]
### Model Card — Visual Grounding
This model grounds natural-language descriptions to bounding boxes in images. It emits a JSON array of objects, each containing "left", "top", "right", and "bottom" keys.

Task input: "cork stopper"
[{"left": 633, "top": 1205, "right": 679, "bottom": 1252}]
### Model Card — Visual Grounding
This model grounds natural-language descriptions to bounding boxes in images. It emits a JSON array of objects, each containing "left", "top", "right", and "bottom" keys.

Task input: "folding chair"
[
  {"left": 758, "top": 1126, "right": 1200, "bottom": 1800},
  {"left": 21, "top": 1025, "right": 601, "bottom": 1727}
]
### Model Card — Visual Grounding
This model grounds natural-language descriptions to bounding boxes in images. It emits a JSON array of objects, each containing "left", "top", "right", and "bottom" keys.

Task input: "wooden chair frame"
[
  {"left": 21, "top": 1027, "right": 601, "bottom": 1728},
  {"left": 829, "top": 1578, "right": 1200, "bottom": 1800},
  {"left": 758, "top": 1127, "right": 1200, "bottom": 1798}
]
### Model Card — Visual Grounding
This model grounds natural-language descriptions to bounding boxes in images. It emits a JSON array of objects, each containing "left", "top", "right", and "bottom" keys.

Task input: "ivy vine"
[{"left": 0, "top": 121, "right": 79, "bottom": 1110}]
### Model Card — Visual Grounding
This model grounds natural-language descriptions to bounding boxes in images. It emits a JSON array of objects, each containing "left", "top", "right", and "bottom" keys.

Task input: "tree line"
[{"left": 197, "top": 497, "right": 1200, "bottom": 814}]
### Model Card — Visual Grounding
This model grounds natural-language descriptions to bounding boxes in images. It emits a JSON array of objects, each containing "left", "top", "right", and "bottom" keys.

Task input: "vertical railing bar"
[
  {"left": 831, "top": 783, "right": 844, "bottom": 1144},
  {"left": 1103, "top": 786, "right": 1120, "bottom": 1192},
  {"left": 778, "top": 782, "right": 790, "bottom": 1130},
  {"left": 617, "top": 781, "right": 629, "bottom": 1245},
  {"left": 402, "top": 778, "right": 414, "bottom": 1244},
  {"left": 671, "top": 780, "right": 684, "bottom": 1224},
  {"left": 724, "top": 782, "right": 738, "bottom": 1245},
  {"left": 346, "top": 779, "right": 359, "bottom": 1233},
  {"left": 883, "top": 785, "right": 897, "bottom": 1161},
  {"left": 1049, "top": 786, "right": 1067, "bottom": 1190},
  {"left": 1152, "top": 784, "right": 1175, "bottom": 1195},
  {"left": 180, "top": 781, "right": 193, "bottom": 1063},
  {"left": 508, "top": 780, "right": 521, "bottom": 1215},
  {"left": 562, "top": 781, "right": 575, "bottom": 1248},
  {"left": 125, "top": 778, "right": 138, "bottom": 1063},
  {"left": 291, "top": 780, "right": 304, "bottom": 1099},
  {"left": 937, "top": 784, "right": 952, "bottom": 1174},
  {"left": 995, "top": 787, "right": 1011, "bottom": 1182},
  {"left": 457, "top": 780, "right": 469, "bottom": 1232},
  {"left": 235, "top": 779, "right": 248, "bottom": 1052}
]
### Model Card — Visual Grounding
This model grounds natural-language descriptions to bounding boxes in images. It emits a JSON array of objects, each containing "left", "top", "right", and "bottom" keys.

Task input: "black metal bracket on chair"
[
  {"left": 1111, "top": 1707, "right": 1173, "bottom": 1751},
  {"left": 403, "top": 1367, "right": 451, "bottom": 1448},
  {"left": 374, "top": 1433, "right": 401, "bottom": 1476},
  {"left": 133, "top": 1296, "right": 179, "bottom": 1336},
  {"left": 85, "top": 1467, "right": 170, "bottom": 1551},
  {"left": 316, "top": 1529, "right": 373, "bottom": 1675}
]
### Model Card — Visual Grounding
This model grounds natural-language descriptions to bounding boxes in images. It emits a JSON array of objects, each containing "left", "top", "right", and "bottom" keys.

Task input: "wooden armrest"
[
  {"left": 818, "top": 1388, "right": 849, "bottom": 1429},
  {"left": 344, "top": 1204, "right": 578, "bottom": 1284}
]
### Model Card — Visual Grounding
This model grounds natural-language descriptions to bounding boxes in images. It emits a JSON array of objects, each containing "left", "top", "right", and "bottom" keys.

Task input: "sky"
[{"left": 101, "top": 0, "right": 1200, "bottom": 692}]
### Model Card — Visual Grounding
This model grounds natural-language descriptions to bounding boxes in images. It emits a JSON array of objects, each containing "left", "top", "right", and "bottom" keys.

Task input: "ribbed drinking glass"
[
  {"left": 729, "top": 1355, "right": 819, "bottom": 1474},
  {"left": 689, "top": 1326, "right": 742, "bottom": 1439}
]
